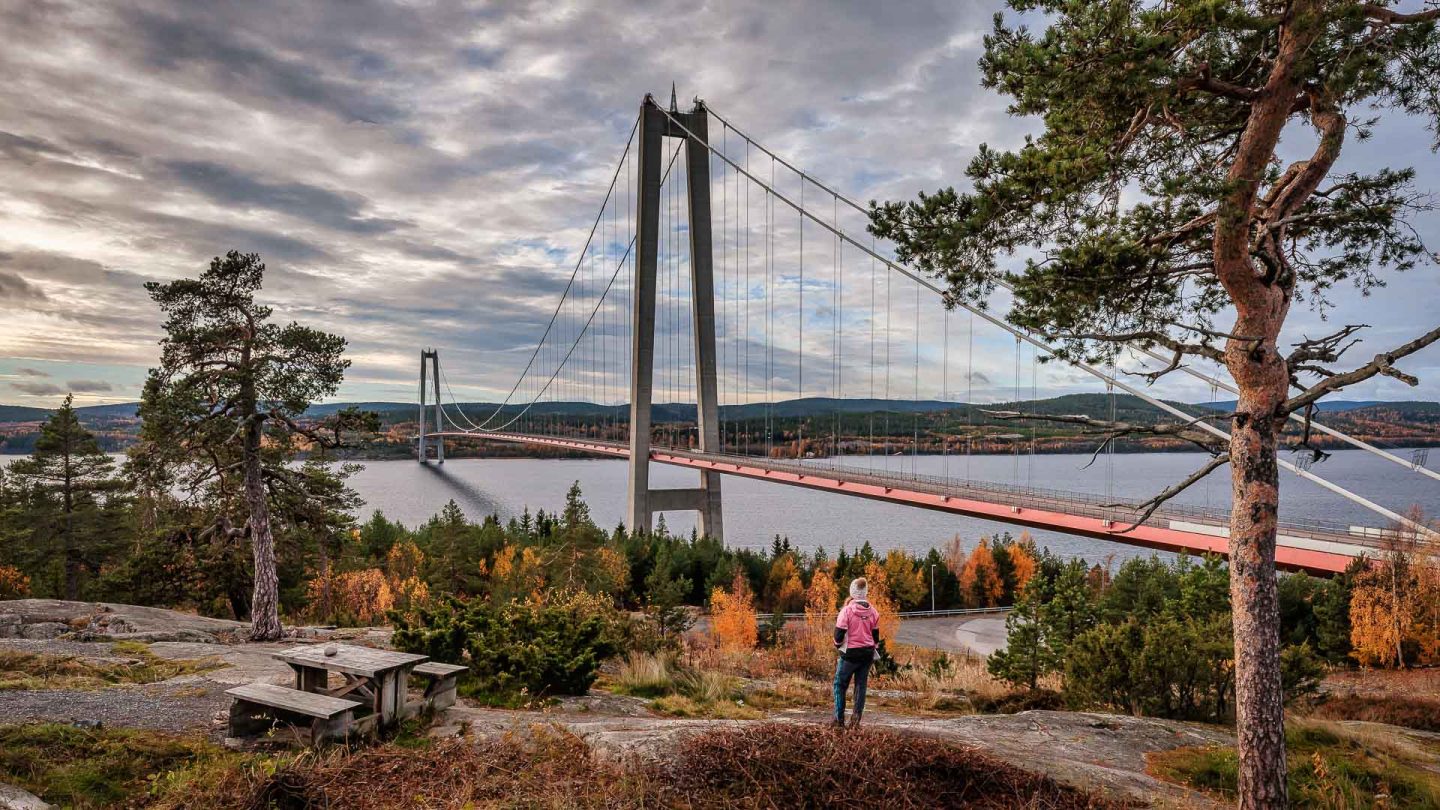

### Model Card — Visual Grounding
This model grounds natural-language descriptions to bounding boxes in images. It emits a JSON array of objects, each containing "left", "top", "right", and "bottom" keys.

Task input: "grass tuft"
[{"left": 0, "top": 644, "right": 222, "bottom": 691}]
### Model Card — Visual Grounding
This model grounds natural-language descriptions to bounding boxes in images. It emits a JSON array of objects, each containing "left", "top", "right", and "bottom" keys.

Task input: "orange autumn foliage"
[
  {"left": 710, "top": 572, "right": 759, "bottom": 652},
  {"left": 1009, "top": 537, "right": 1038, "bottom": 594},
  {"left": 306, "top": 568, "right": 394, "bottom": 625},
  {"left": 862, "top": 561, "right": 901, "bottom": 643},
  {"left": 1349, "top": 510, "right": 1440, "bottom": 668},
  {"left": 959, "top": 538, "right": 1004, "bottom": 608},
  {"left": 0, "top": 564, "right": 30, "bottom": 599},
  {"left": 803, "top": 566, "right": 840, "bottom": 661}
]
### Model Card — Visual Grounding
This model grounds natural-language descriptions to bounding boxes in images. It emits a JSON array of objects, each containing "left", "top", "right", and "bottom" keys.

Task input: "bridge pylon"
[
  {"left": 627, "top": 94, "right": 723, "bottom": 540},
  {"left": 417, "top": 348, "right": 443, "bottom": 464}
]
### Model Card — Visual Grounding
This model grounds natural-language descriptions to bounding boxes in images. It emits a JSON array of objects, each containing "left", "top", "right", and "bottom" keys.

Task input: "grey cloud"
[
  {"left": 11, "top": 381, "right": 67, "bottom": 396},
  {"left": 0, "top": 250, "right": 107, "bottom": 285},
  {"left": 0, "top": 130, "right": 71, "bottom": 164},
  {"left": 66, "top": 379, "right": 114, "bottom": 392},
  {"left": 163, "top": 160, "right": 407, "bottom": 234},
  {"left": 16, "top": 368, "right": 49, "bottom": 377},
  {"left": 117, "top": 7, "right": 409, "bottom": 125},
  {"left": 0, "top": 271, "right": 46, "bottom": 301}
]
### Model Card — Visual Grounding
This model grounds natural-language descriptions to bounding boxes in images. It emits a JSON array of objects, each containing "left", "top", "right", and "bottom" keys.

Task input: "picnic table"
[{"left": 273, "top": 643, "right": 429, "bottom": 729}]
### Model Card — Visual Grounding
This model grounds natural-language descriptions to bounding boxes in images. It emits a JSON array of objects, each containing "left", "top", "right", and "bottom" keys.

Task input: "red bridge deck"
[{"left": 428, "top": 431, "right": 1381, "bottom": 575}]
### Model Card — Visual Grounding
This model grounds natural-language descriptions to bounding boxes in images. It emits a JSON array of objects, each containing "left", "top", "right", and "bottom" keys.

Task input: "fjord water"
[{"left": 344, "top": 448, "right": 1435, "bottom": 563}]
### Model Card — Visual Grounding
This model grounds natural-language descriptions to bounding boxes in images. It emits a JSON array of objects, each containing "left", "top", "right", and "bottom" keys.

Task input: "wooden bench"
[
  {"left": 411, "top": 662, "right": 467, "bottom": 711},
  {"left": 226, "top": 682, "right": 362, "bottom": 743}
]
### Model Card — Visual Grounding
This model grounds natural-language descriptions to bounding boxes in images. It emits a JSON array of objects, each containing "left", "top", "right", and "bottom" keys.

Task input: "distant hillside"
[{"left": 2, "top": 395, "right": 1437, "bottom": 455}]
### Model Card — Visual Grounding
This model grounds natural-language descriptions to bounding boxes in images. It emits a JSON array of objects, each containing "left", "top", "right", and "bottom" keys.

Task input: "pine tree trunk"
[
  {"left": 243, "top": 419, "right": 283, "bottom": 642},
  {"left": 1228, "top": 362, "right": 1290, "bottom": 809}
]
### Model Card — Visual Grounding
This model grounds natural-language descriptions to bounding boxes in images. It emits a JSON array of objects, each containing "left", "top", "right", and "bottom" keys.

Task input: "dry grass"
[
  {"left": 609, "top": 651, "right": 678, "bottom": 698},
  {"left": 0, "top": 643, "right": 222, "bottom": 691},
  {"left": 1304, "top": 693, "right": 1440, "bottom": 733}
]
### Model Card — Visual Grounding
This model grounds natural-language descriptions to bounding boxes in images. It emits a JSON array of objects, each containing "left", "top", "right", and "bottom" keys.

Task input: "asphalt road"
[{"left": 894, "top": 612, "right": 1009, "bottom": 656}]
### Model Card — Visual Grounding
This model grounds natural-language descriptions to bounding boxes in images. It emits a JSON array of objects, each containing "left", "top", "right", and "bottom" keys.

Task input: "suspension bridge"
[{"left": 413, "top": 93, "right": 1438, "bottom": 576}]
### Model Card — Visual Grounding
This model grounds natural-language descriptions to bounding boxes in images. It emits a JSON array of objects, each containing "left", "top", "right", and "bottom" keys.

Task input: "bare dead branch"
[
  {"left": 1285, "top": 324, "right": 1440, "bottom": 414},
  {"left": 1287, "top": 324, "right": 1370, "bottom": 367}
]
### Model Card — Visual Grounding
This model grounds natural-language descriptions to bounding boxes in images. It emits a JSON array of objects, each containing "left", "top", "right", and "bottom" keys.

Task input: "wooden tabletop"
[{"left": 273, "top": 644, "right": 429, "bottom": 678}]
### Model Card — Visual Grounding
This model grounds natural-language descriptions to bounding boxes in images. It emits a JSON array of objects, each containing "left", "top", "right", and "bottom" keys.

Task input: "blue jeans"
[{"left": 833, "top": 655, "right": 873, "bottom": 724}]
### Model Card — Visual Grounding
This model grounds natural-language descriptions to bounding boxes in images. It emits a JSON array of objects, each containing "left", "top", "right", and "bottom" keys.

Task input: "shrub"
[
  {"left": 0, "top": 564, "right": 30, "bottom": 599},
  {"left": 659, "top": 723, "right": 1124, "bottom": 809},
  {"left": 392, "top": 591, "right": 623, "bottom": 699}
]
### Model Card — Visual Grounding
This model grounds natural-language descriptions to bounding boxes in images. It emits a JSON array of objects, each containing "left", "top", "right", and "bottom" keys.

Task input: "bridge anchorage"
[{"left": 417, "top": 92, "right": 1438, "bottom": 575}]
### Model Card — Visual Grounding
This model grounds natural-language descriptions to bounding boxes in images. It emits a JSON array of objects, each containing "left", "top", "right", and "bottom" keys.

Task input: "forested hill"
[{"left": 1, "top": 395, "right": 1437, "bottom": 454}]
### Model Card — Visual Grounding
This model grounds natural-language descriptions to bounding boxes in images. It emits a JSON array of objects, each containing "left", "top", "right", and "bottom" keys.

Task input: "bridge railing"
[{"left": 682, "top": 449, "right": 1385, "bottom": 549}]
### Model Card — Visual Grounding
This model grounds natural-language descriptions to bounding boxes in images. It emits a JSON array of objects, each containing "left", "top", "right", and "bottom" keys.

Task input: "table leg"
[
  {"left": 292, "top": 664, "right": 326, "bottom": 693},
  {"left": 377, "top": 672, "right": 399, "bottom": 727}
]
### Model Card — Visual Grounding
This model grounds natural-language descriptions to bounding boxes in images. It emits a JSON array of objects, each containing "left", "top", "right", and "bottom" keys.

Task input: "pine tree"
[
  {"left": 8, "top": 394, "right": 121, "bottom": 599},
  {"left": 644, "top": 547, "right": 693, "bottom": 643},
  {"left": 988, "top": 582, "right": 1051, "bottom": 690},
  {"left": 1039, "top": 560, "right": 1098, "bottom": 662},
  {"left": 871, "top": 4, "right": 1440, "bottom": 802},
  {"left": 136, "top": 251, "right": 373, "bottom": 640}
]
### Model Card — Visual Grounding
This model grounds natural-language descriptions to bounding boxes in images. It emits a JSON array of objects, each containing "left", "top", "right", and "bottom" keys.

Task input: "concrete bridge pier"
[{"left": 627, "top": 93, "right": 723, "bottom": 540}]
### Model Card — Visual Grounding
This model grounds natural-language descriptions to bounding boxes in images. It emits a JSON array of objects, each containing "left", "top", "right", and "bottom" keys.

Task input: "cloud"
[
  {"left": 16, "top": 368, "right": 49, "bottom": 377},
  {"left": 65, "top": 379, "right": 114, "bottom": 392},
  {"left": 0, "top": 271, "right": 46, "bottom": 302},
  {"left": 0, "top": 0, "right": 1434, "bottom": 408},
  {"left": 11, "top": 381, "right": 67, "bottom": 396}
]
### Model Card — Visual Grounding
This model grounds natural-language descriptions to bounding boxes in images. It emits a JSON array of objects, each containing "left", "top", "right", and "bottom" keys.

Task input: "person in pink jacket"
[{"left": 833, "top": 577, "right": 881, "bottom": 728}]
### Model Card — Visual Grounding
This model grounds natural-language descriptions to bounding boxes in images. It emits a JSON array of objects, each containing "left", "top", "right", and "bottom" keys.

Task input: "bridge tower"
[
  {"left": 417, "top": 348, "right": 444, "bottom": 464},
  {"left": 628, "top": 93, "right": 724, "bottom": 540}
]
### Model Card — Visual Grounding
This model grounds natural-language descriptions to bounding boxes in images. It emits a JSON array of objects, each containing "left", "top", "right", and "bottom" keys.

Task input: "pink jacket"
[{"left": 835, "top": 599, "right": 879, "bottom": 651}]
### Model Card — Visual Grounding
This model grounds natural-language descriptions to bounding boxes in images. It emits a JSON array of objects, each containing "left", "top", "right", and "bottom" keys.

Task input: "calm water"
[
  {"left": 8, "top": 448, "right": 1432, "bottom": 564},
  {"left": 343, "top": 448, "right": 1437, "bottom": 563}
]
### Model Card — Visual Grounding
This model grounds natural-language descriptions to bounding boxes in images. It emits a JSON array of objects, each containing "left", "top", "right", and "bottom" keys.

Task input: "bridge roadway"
[{"left": 427, "top": 431, "right": 1383, "bottom": 575}]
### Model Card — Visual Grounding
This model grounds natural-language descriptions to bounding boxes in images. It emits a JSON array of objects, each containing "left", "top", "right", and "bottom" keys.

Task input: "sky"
[{"left": 1, "top": 0, "right": 1438, "bottom": 410}]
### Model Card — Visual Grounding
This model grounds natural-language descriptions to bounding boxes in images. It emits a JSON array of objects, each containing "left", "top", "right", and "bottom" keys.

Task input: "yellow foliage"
[
  {"left": 0, "top": 565, "right": 30, "bottom": 599},
  {"left": 710, "top": 573, "right": 758, "bottom": 652},
  {"left": 862, "top": 561, "right": 901, "bottom": 642},
  {"left": 881, "top": 549, "right": 927, "bottom": 610},
  {"left": 490, "top": 544, "right": 547, "bottom": 602},
  {"left": 591, "top": 546, "right": 630, "bottom": 598},
  {"left": 385, "top": 541, "right": 425, "bottom": 582},
  {"left": 1349, "top": 513, "right": 1440, "bottom": 668}
]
